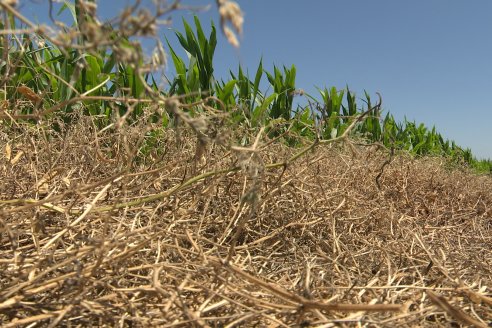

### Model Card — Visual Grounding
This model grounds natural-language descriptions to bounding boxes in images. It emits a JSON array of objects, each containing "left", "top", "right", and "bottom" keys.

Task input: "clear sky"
[{"left": 22, "top": 0, "right": 492, "bottom": 159}]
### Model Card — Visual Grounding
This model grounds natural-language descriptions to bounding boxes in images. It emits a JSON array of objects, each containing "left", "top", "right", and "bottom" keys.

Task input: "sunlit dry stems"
[
  {"left": 148, "top": 40, "right": 168, "bottom": 71},
  {"left": 223, "top": 26, "right": 239, "bottom": 48},
  {"left": 216, "top": 0, "right": 243, "bottom": 47},
  {"left": 77, "top": 0, "right": 98, "bottom": 17},
  {"left": 1, "top": 0, "right": 18, "bottom": 6},
  {"left": 218, "top": 0, "right": 243, "bottom": 34}
]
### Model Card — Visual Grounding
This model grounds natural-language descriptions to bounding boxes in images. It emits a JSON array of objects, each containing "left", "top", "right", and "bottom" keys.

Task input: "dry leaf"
[
  {"left": 35, "top": 168, "right": 63, "bottom": 195},
  {"left": 11, "top": 150, "right": 24, "bottom": 165},
  {"left": 62, "top": 177, "right": 71, "bottom": 187},
  {"left": 5, "top": 143, "right": 11, "bottom": 161},
  {"left": 1, "top": 100, "right": 8, "bottom": 111},
  {"left": 153, "top": 180, "right": 162, "bottom": 190},
  {"left": 17, "top": 85, "right": 42, "bottom": 103}
]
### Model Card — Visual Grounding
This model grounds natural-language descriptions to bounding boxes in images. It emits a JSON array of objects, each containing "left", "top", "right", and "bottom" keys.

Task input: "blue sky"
[{"left": 24, "top": 1, "right": 492, "bottom": 159}]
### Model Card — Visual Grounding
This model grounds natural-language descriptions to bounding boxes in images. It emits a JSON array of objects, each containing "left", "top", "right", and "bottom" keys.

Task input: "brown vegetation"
[{"left": 1, "top": 113, "right": 491, "bottom": 327}]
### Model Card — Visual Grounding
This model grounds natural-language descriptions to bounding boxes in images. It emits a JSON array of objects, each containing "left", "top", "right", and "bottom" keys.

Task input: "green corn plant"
[
  {"left": 426, "top": 127, "right": 441, "bottom": 155},
  {"left": 71, "top": 0, "right": 146, "bottom": 117},
  {"left": 251, "top": 92, "right": 277, "bottom": 128},
  {"left": 4, "top": 8, "right": 490, "bottom": 172},
  {"left": 234, "top": 65, "right": 250, "bottom": 105},
  {"left": 314, "top": 86, "right": 344, "bottom": 139},
  {"left": 166, "top": 39, "right": 194, "bottom": 97},
  {"left": 167, "top": 16, "right": 217, "bottom": 102},
  {"left": 230, "top": 59, "right": 281, "bottom": 128},
  {"left": 1, "top": 32, "right": 76, "bottom": 117},
  {"left": 342, "top": 87, "right": 357, "bottom": 119},
  {"left": 440, "top": 136, "right": 450, "bottom": 155},
  {"left": 248, "top": 59, "right": 275, "bottom": 127},
  {"left": 392, "top": 123, "right": 407, "bottom": 151},
  {"left": 471, "top": 158, "right": 492, "bottom": 173},
  {"left": 215, "top": 79, "right": 237, "bottom": 112},
  {"left": 360, "top": 91, "right": 382, "bottom": 141},
  {"left": 228, "top": 59, "right": 271, "bottom": 126},
  {"left": 314, "top": 87, "right": 383, "bottom": 141},
  {"left": 0, "top": 0, "right": 138, "bottom": 121},
  {"left": 230, "top": 64, "right": 253, "bottom": 117},
  {"left": 340, "top": 88, "right": 358, "bottom": 138},
  {"left": 265, "top": 64, "right": 296, "bottom": 121},
  {"left": 411, "top": 123, "right": 428, "bottom": 155},
  {"left": 289, "top": 106, "right": 316, "bottom": 142},
  {"left": 382, "top": 113, "right": 395, "bottom": 146}
]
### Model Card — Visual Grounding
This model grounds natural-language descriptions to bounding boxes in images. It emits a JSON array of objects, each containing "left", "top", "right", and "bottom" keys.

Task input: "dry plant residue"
[{"left": 1, "top": 115, "right": 491, "bottom": 327}]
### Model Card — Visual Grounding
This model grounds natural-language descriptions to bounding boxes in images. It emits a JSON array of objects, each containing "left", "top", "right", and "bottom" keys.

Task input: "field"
[
  {"left": 1, "top": 1, "right": 492, "bottom": 327},
  {"left": 1, "top": 117, "right": 491, "bottom": 327}
]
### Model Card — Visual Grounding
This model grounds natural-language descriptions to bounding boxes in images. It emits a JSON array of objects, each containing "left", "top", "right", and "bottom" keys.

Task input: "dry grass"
[{"left": 1, "top": 114, "right": 491, "bottom": 327}]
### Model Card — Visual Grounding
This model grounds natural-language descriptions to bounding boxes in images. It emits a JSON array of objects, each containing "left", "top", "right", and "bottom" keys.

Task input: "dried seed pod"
[
  {"left": 16, "top": 85, "right": 42, "bottom": 104},
  {"left": 216, "top": 0, "right": 244, "bottom": 47}
]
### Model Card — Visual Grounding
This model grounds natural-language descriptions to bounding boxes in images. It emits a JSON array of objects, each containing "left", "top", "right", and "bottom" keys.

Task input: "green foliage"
[
  {"left": 2, "top": 13, "right": 491, "bottom": 174},
  {"left": 0, "top": 3, "right": 150, "bottom": 121},
  {"left": 265, "top": 65, "right": 296, "bottom": 121},
  {"left": 167, "top": 16, "right": 217, "bottom": 102}
]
